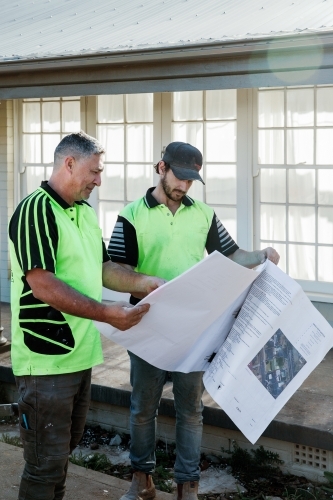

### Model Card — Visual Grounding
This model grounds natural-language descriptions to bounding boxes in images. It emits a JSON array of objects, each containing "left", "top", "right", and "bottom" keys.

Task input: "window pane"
[
  {"left": 318, "top": 207, "right": 333, "bottom": 244},
  {"left": 318, "top": 169, "right": 333, "bottom": 205},
  {"left": 99, "top": 164, "right": 124, "bottom": 200},
  {"left": 43, "top": 135, "right": 61, "bottom": 163},
  {"left": 26, "top": 166, "right": 44, "bottom": 195},
  {"left": 23, "top": 135, "right": 41, "bottom": 163},
  {"left": 258, "top": 90, "right": 284, "bottom": 127},
  {"left": 206, "top": 122, "right": 236, "bottom": 162},
  {"left": 98, "top": 125, "right": 124, "bottom": 162},
  {"left": 206, "top": 89, "right": 236, "bottom": 120},
  {"left": 206, "top": 164, "right": 236, "bottom": 204},
  {"left": 42, "top": 102, "right": 60, "bottom": 132},
  {"left": 261, "top": 242, "right": 286, "bottom": 273},
  {"left": 213, "top": 207, "right": 237, "bottom": 242},
  {"left": 126, "top": 94, "right": 153, "bottom": 122},
  {"left": 62, "top": 101, "right": 80, "bottom": 132},
  {"left": 289, "top": 244, "right": 315, "bottom": 281},
  {"left": 288, "top": 206, "right": 315, "bottom": 243},
  {"left": 317, "top": 88, "right": 333, "bottom": 126},
  {"left": 98, "top": 95, "right": 124, "bottom": 123},
  {"left": 260, "top": 168, "right": 286, "bottom": 203},
  {"left": 261, "top": 205, "right": 286, "bottom": 241},
  {"left": 126, "top": 125, "right": 153, "bottom": 162},
  {"left": 99, "top": 201, "right": 124, "bottom": 240},
  {"left": 318, "top": 246, "right": 333, "bottom": 282},
  {"left": 258, "top": 130, "right": 284, "bottom": 164},
  {"left": 127, "top": 164, "right": 153, "bottom": 201},
  {"left": 287, "top": 89, "right": 314, "bottom": 127},
  {"left": 287, "top": 129, "right": 313, "bottom": 164},
  {"left": 46, "top": 166, "right": 53, "bottom": 178},
  {"left": 23, "top": 103, "right": 41, "bottom": 132},
  {"left": 173, "top": 91, "right": 203, "bottom": 121},
  {"left": 316, "top": 129, "right": 333, "bottom": 165},
  {"left": 172, "top": 123, "right": 203, "bottom": 152},
  {"left": 289, "top": 169, "right": 315, "bottom": 204}
]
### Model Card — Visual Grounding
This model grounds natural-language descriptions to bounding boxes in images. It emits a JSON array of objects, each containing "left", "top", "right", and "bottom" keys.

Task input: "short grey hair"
[{"left": 54, "top": 131, "right": 105, "bottom": 165}]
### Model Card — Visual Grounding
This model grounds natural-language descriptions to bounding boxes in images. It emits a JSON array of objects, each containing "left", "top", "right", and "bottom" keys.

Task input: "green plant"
[
  {"left": 221, "top": 442, "right": 283, "bottom": 472},
  {"left": 70, "top": 452, "right": 112, "bottom": 472},
  {"left": 251, "top": 445, "right": 283, "bottom": 466},
  {"left": 0, "top": 433, "right": 23, "bottom": 447},
  {"left": 152, "top": 465, "right": 173, "bottom": 493},
  {"left": 322, "top": 471, "right": 333, "bottom": 494},
  {"left": 84, "top": 453, "right": 112, "bottom": 472},
  {"left": 282, "top": 488, "right": 304, "bottom": 500},
  {"left": 69, "top": 451, "right": 88, "bottom": 467}
]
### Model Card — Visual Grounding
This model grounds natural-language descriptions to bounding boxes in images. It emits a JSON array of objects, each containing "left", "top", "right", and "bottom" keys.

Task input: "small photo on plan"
[{"left": 247, "top": 329, "right": 307, "bottom": 399}]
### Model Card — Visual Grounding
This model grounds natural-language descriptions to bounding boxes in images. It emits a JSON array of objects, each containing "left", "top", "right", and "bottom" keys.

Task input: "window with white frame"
[
  {"left": 17, "top": 87, "right": 333, "bottom": 301},
  {"left": 172, "top": 90, "right": 237, "bottom": 240},
  {"left": 256, "top": 86, "right": 333, "bottom": 295},
  {"left": 20, "top": 97, "right": 81, "bottom": 198},
  {"left": 96, "top": 93, "right": 154, "bottom": 249},
  {"left": 96, "top": 90, "right": 239, "bottom": 245}
]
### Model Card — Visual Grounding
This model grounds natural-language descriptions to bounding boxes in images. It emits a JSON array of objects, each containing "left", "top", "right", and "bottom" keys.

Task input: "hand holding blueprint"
[
  {"left": 95, "top": 251, "right": 333, "bottom": 444},
  {"left": 95, "top": 252, "right": 262, "bottom": 372}
]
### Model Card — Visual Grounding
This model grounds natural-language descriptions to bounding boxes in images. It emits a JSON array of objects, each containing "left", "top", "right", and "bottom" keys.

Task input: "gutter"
[{"left": 0, "top": 31, "right": 333, "bottom": 72}]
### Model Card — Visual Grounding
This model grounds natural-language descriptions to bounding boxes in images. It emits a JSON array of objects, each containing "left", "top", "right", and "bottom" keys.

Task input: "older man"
[
  {"left": 9, "top": 131, "right": 163, "bottom": 500},
  {"left": 108, "top": 141, "right": 279, "bottom": 500}
]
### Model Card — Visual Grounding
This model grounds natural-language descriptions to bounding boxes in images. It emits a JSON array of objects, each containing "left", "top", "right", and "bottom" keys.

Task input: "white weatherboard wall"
[{"left": 0, "top": 100, "right": 14, "bottom": 303}]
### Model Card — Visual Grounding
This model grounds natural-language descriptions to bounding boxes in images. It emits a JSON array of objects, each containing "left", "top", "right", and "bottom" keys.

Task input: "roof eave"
[{"left": 1, "top": 30, "right": 333, "bottom": 71}]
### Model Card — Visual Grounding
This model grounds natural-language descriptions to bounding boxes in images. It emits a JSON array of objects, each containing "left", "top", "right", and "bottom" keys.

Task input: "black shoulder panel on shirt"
[
  {"left": 206, "top": 212, "right": 239, "bottom": 256},
  {"left": 9, "top": 190, "right": 58, "bottom": 274},
  {"left": 108, "top": 215, "right": 139, "bottom": 267}
]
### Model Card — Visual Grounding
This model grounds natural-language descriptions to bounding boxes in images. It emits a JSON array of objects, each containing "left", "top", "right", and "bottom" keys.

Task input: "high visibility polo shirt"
[
  {"left": 108, "top": 188, "right": 239, "bottom": 302},
  {"left": 9, "top": 182, "right": 108, "bottom": 376}
]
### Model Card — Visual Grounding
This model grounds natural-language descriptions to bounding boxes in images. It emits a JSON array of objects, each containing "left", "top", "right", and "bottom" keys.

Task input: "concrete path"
[{"left": 1, "top": 441, "right": 173, "bottom": 500}]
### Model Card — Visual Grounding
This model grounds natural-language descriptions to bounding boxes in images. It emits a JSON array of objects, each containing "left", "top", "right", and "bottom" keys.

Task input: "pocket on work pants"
[{"left": 18, "top": 399, "right": 39, "bottom": 467}]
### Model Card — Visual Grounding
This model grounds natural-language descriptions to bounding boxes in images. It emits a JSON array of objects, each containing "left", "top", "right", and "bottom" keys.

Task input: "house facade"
[{"left": 0, "top": 1, "right": 333, "bottom": 320}]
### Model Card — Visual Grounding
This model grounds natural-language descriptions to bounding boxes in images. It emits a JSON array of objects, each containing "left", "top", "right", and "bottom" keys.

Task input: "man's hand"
[
  {"left": 258, "top": 247, "right": 280, "bottom": 265},
  {"left": 103, "top": 301, "right": 151, "bottom": 331},
  {"left": 132, "top": 275, "right": 166, "bottom": 300}
]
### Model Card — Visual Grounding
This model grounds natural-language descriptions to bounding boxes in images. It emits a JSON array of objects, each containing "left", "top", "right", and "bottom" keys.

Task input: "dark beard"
[{"left": 161, "top": 176, "right": 186, "bottom": 202}]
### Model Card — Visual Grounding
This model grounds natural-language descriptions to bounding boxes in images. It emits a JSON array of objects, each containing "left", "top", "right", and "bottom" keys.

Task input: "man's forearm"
[
  {"left": 102, "top": 260, "right": 164, "bottom": 295},
  {"left": 26, "top": 268, "right": 109, "bottom": 321},
  {"left": 25, "top": 267, "right": 152, "bottom": 331},
  {"left": 228, "top": 247, "right": 280, "bottom": 268},
  {"left": 228, "top": 249, "right": 263, "bottom": 269}
]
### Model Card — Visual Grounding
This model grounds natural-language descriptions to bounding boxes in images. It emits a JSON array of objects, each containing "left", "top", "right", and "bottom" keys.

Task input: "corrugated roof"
[{"left": 1, "top": 0, "right": 333, "bottom": 62}]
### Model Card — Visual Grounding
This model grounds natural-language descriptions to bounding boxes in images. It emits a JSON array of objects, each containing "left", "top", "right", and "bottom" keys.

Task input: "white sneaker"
[
  {"left": 174, "top": 481, "right": 199, "bottom": 500},
  {"left": 120, "top": 471, "right": 156, "bottom": 500}
]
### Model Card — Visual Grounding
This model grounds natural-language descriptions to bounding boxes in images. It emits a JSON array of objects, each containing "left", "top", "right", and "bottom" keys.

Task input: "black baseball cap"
[{"left": 162, "top": 142, "right": 204, "bottom": 184}]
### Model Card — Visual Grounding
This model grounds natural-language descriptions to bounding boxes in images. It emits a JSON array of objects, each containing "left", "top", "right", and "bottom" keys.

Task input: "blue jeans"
[
  {"left": 15, "top": 369, "right": 91, "bottom": 500},
  {"left": 128, "top": 352, "right": 204, "bottom": 484}
]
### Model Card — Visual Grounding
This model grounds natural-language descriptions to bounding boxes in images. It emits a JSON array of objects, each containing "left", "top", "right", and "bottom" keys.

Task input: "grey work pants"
[{"left": 15, "top": 369, "right": 91, "bottom": 500}]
